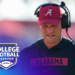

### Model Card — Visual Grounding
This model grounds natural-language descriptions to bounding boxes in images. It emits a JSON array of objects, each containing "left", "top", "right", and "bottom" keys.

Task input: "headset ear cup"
[
  {"left": 36, "top": 11, "right": 39, "bottom": 17},
  {"left": 61, "top": 14, "right": 68, "bottom": 29}
]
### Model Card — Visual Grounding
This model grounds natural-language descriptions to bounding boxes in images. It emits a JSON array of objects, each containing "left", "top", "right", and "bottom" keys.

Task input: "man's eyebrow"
[{"left": 42, "top": 23, "right": 47, "bottom": 25}]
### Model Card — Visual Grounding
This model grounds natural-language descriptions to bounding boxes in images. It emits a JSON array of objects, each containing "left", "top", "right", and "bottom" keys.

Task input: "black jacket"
[{"left": 19, "top": 37, "right": 75, "bottom": 75}]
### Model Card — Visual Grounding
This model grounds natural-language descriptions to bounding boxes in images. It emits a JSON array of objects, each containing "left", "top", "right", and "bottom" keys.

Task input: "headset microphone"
[{"left": 61, "top": 1, "right": 65, "bottom": 6}]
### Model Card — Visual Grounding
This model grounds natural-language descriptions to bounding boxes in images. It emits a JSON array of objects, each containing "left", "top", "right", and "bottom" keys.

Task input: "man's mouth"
[{"left": 47, "top": 35, "right": 55, "bottom": 37}]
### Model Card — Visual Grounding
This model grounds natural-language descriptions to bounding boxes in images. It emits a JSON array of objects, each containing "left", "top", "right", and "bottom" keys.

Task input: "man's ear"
[{"left": 38, "top": 20, "right": 41, "bottom": 29}]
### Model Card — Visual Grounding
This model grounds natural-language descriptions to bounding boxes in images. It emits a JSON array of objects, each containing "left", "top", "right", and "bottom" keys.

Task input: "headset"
[
  {"left": 34, "top": 1, "right": 75, "bottom": 43},
  {"left": 34, "top": 1, "right": 71, "bottom": 29}
]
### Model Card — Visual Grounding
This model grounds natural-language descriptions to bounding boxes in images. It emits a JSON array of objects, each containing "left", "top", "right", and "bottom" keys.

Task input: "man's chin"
[{"left": 45, "top": 39, "right": 56, "bottom": 44}]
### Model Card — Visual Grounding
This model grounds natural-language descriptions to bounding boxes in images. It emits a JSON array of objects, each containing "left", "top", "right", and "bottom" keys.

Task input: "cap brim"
[{"left": 39, "top": 18, "right": 61, "bottom": 26}]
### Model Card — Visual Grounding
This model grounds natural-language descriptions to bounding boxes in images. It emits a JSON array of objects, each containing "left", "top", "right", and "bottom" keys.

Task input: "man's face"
[{"left": 40, "top": 21, "right": 62, "bottom": 44}]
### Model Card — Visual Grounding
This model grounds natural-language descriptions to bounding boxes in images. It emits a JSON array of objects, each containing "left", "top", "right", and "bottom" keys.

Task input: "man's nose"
[{"left": 47, "top": 27, "right": 53, "bottom": 33}]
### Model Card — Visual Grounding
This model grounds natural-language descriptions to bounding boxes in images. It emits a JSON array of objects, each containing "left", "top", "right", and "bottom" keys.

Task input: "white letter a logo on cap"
[{"left": 45, "top": 9, "right": 52, "bottom": 16}]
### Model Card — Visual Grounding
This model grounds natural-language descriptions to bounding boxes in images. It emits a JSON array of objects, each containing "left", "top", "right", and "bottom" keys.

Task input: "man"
[{"left": 19, "top": 2, "right": 75, "bottom": 75}]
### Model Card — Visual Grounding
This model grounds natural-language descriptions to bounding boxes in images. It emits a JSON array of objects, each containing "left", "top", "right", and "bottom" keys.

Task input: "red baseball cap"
[{"left": 38, "top": 5, "right": 63, "bottom": 26}]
